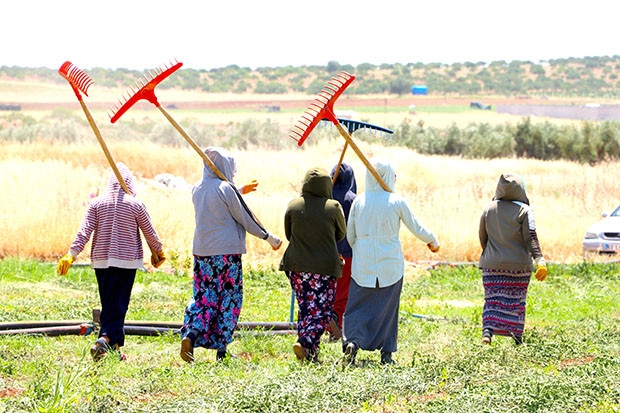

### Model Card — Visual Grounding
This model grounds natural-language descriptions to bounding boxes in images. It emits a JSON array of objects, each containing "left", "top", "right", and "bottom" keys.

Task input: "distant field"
[{"left": 0, "top": 76, "right": 598, "bottom": 131}]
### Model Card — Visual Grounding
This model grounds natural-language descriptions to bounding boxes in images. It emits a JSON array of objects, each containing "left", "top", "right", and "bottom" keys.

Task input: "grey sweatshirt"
[{"left": 192, "top": 147, "right": 267, "bottom": 256}]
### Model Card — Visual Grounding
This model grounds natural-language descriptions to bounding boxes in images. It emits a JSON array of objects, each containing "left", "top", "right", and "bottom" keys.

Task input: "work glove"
[
  {"left": 57, "top": 253, "right": 75, "bottom": 276},
  {"left": 534, "top": 258, "right": 547, "bottom": 281},
  {"left": 240, "top": 180, "right": 258, "bottom": 195},
  {"left": 151, "top": 250, "right": 166, "bottom": 268},
  {"left": 427, "top": 241, "right": 440, "bottom": 253},
  {"left": 266, "top": 233, "right": 282, "bottom": 250}
]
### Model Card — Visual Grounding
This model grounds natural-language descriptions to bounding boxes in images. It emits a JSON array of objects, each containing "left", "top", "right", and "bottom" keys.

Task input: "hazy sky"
[{"left": 3, "top": 0, "right": 619, "bottom": 71}]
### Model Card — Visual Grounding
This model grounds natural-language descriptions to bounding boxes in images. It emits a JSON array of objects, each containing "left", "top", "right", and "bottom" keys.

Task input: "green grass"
[{"left": 0, "top": 258, "right": 619, "bottom": 412}]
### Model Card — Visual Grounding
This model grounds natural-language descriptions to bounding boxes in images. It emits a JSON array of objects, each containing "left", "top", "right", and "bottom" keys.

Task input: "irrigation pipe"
[{"left": 0, "top": 321, "right": 297, "bottom": 337}]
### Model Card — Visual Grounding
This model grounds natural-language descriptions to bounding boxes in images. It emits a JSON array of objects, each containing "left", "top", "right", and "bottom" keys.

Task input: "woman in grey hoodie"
[
  {"left": 180, "top": 147, "right": 282, "bottom": 362},
  {"left": 479, "top": 173, "right": 548, "bottom": 345}
]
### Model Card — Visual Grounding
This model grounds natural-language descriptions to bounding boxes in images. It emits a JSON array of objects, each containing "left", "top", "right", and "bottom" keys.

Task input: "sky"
[{"left": 3, "top": 1, "right": 620, "bottom": 71}]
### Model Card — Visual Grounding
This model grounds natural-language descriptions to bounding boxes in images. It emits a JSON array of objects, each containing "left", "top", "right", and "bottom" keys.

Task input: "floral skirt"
[
  {"left": 181, "top": 254, "right": 242, "bottom": 350},
  {"left": 286, "top": 271, "right": 337, "bottom": 353},
  {"left": 482, "top": 268, "right": 531, "bottom": 340}
]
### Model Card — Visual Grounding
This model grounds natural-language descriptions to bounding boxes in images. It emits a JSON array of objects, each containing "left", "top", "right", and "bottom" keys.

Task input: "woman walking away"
[
  {"left": 479, "top": 173, "right": 547, "bottom": 345},
  {"left": 180, "top": 147, "right": 282, "bottom": 363},
  {"left": 57, "top": 163, "right": 166, "bottom": 361},
  {"left": 327, "top": 162, "right": 357, "bottom": 341},
  {"left": 280, "top": 167, "right": 346, "bottom": 362},
  {"left": 343, "top": 158, "right": 439, "bottom": 365}
]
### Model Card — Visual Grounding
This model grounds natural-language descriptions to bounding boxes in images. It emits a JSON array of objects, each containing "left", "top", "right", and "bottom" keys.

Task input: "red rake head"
[
  {"left": 289, "top": 71, "right": 355, "bottom": 146},
  {"left": 109, "top": 59, "right": 183, "bottom": 123},
  {"left": 58, "top": 61, "right": 94, "bottom": 100}
]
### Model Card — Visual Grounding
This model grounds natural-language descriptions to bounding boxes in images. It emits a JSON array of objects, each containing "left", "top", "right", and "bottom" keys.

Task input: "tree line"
[
  {"left": 3, "top": 109, "right": 620, "bottom": 164},
  {"left": 2, "top": 55, "right": 620, "bottom": 97}
]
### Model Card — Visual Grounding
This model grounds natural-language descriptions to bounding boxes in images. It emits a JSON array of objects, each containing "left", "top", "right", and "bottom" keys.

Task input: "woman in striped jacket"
[{"left": 57, "top": 163, "right": 165, "bottom": 360}]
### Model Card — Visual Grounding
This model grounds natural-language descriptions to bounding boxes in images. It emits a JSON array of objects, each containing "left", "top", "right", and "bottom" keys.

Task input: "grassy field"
[
  {"left": 0, "top": 259, "right": 618, "bottom": 412},
  {"left": 1, "top": 79, "right": 620, "bottom": 411}
]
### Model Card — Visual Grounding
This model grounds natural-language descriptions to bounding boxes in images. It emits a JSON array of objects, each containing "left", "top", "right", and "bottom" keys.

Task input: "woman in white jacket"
[{"left": 342, "top": 158, "right": 440, "bottom": 365}]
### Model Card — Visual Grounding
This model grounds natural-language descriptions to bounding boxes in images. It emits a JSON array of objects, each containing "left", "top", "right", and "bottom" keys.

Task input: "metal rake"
[
  {"left": 58, "top": 61, "right": 130, "bottom": 195},
  {"left": 289, "top": 71, "right": 391, "bottom": 192}
]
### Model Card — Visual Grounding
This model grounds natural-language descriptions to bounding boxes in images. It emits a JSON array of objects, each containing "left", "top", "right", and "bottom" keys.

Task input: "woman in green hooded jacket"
[{"left": 280, "top": 167, "right": 346, "bottom": 361}]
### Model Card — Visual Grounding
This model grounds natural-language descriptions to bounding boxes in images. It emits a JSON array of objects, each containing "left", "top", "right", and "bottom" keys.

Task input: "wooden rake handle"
[
  {"left": 156, "top": 106, "right": 228, "bottom": 182},
  {"left": 80, "top": 100, "right": 161, "bottom": 258},
  {"left": 332, "top": 120, "right": 391, "bottom": 192},
  {"left": 157, "top": 106, "right": 267, "bottom": 230},
  {"left": 332, "top": 142, "right": 349, "bottom": 184},
  {"left": 77, "top": 99, "right": 130, "bottom": 195},
  {"left": 330, "top": 119, "right": 394, "bottom": 185}
]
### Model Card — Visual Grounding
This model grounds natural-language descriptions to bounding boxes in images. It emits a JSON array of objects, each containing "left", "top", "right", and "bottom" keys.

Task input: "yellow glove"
[
  {"left": 534, "top": 263, "right": 547, "bottom": 281},
  {"left": 151, "top": 250, "right": 166, "bottom": 268},
  {"left": 240, "top": 180, "right": 258, "bottom": 195},
  {"left": 57, "top": 253, "right": 74, "bottom": 276},
  {"left": 427, "top": 242, "right": 440, "bottom": 253}
]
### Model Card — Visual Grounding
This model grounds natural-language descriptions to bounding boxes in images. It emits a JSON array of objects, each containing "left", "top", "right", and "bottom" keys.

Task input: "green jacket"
[
  {"left": 279, "top": 167, "right": 346, "bottom": 278},
  {"left": 479, "top": 173, "right": 545, "bottom": 272}
]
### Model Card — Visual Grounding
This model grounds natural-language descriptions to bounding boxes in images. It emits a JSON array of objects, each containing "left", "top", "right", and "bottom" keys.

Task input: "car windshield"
[{"left": 611, "top": 205, "right": 620, "bottom": 216}]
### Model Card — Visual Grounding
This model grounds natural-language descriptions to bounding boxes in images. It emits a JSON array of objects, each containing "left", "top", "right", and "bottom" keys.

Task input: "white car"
[{"left": 583, "top": 205, "right": 620, "bottom": 254}]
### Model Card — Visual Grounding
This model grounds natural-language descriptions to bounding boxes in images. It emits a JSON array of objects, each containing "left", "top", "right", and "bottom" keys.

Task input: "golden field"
[{"left": 1, "top": 138, "right": 618, "bottom": 269}]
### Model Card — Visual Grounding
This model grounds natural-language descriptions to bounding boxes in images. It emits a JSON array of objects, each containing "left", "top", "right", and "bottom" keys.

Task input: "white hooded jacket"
[{"left": 347, "top": 159, "right": 438, "bottom": 288}]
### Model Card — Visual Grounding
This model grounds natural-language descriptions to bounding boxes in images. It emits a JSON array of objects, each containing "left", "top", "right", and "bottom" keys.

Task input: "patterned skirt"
[
  {"left": 482, "top": 268, "right": 531, "bottom": 340},
  {"left": 286, "top": 271, "right": 337, "bottom": 353},
  {"left": 181, "top": 254, "right": 242, "bottom": 350}
]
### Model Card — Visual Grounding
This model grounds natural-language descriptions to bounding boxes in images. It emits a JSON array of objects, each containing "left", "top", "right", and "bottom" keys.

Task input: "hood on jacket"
[
  {"left": 492, "top": 173, "right": 529, "bottom": 205},
  {"left": 302, "top": 167, "right": 333, "bottom": 199},
  {"left": 202, "top": 147, "right": 236, "bottom": 182},
  {"left": 331, "top": 162, "right": 357, "bottom": 197},
  {"left": 105, "top": 162, "right": 137, "bottom": 196},
  {"left": 365, "top": 158, "right": 396, "bottom": 192}
]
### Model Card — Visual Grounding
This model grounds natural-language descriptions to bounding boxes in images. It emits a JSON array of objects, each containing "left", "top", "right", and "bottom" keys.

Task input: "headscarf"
[
  {"left": 105, "top": 162, "right": 137, "bottom": 197},
  {"left": 492, "top": 173, "right": 529, "bottom": 205},
  {"left": 365, "top": 158, "right": 396, "bottom": 192}
]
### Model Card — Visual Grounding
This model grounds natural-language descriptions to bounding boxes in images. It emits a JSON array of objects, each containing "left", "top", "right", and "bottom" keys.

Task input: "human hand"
[
  {"left": 240, "top": 180, "right": 258, "bottom": 195},
  {"left": 534, "top": 263, "right": 547, "bottom": 281},
  {"left": 151, "top": 250, "right": 166, "bottom": 268},
  {"left": 427, "top": 241, "right": 440, "bottom": 253},
  {"left": 57, "top": 253, "right": 75, "bottom": 276},
  {"left": 266, "top": 233, "right": 282, "bottom": 250},
  {"left": 534, "top": 257, "right": 547, "bottom": 281}
]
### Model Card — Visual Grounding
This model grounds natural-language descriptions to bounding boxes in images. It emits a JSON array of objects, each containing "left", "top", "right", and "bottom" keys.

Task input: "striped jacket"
[{"left": 70, "top": 163, "right": 163, "bottom": 269}]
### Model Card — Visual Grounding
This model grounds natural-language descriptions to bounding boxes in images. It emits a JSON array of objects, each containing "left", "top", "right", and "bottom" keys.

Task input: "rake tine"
[{"left": 58, "top": 61, "right": 130, "bottom": 195}]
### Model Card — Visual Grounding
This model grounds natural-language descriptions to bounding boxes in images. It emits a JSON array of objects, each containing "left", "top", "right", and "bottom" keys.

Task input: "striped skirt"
[{"left": 482, "top": 268, "right": 531, "bottom": 340}]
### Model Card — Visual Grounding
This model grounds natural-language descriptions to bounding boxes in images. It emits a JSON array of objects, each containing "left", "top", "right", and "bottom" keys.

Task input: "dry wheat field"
[{"left": 1, "top": 138, "right": 618, "bottom": 270}]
